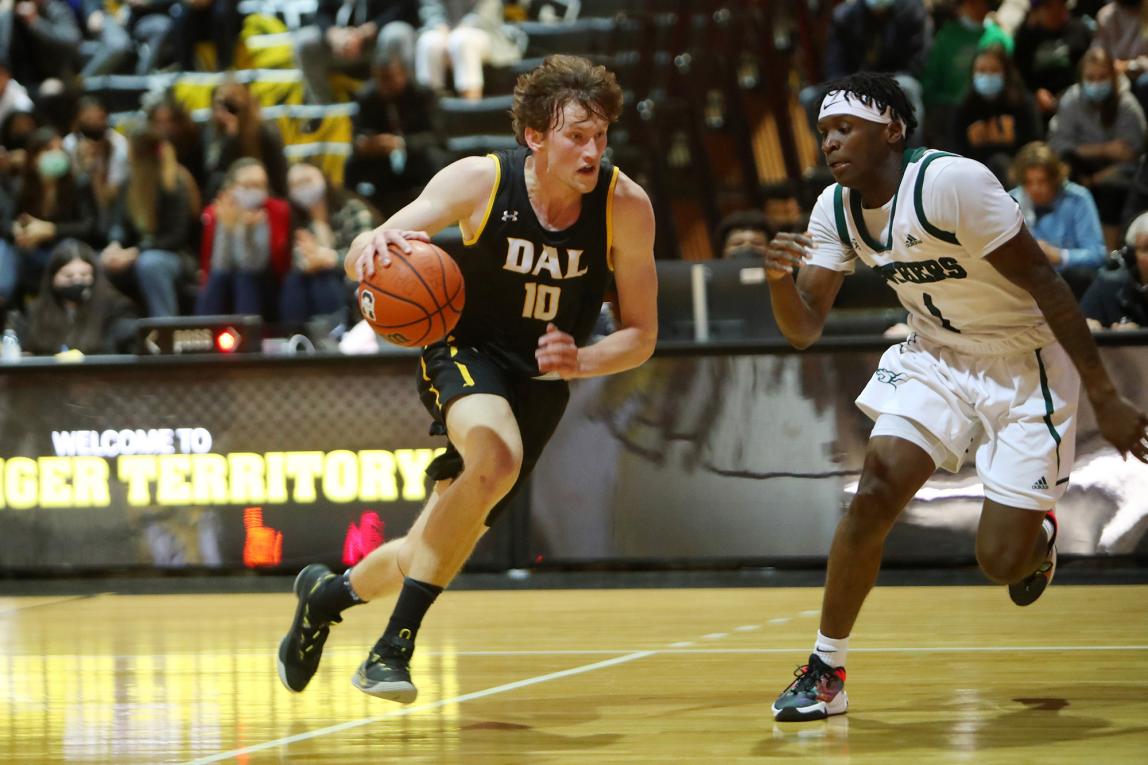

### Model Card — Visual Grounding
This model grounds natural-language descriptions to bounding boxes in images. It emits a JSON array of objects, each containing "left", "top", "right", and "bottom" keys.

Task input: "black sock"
[
  {"left": 310, "top": 569, "right": 365, "bottom": 623},
  {"left": 381, "top": 577, "right": 443, "bottom": 647}
]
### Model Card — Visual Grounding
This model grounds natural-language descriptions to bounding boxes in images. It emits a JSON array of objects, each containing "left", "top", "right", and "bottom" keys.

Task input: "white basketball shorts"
[{"left": 855, "top": 334, "right": 1079, "bottom": 511}]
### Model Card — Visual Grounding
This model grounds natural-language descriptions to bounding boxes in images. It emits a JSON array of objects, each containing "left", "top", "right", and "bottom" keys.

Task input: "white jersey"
[{"left": 806, "top": 149, "right": 1055, "bottom": 356}]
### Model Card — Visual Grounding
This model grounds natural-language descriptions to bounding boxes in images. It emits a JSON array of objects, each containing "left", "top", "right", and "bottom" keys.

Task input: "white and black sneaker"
[{"left": 1009, "top": 511, "right": 1058, "bottom": 607}]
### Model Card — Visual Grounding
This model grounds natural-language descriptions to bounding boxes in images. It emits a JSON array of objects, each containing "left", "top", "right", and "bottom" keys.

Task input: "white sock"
[
  {"left": 1043, "top": 516, "right": 1055, "bottom": 546},
  {"left": 813, "top": 630, "right": 848, "bottom": 669}
]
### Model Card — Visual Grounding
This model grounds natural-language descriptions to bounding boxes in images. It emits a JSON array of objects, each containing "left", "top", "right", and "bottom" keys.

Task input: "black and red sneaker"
[
  {"left": 771, "top": 654, "right": 848, "bottom": 722},
  {"left": 1009, "top": 510, "right": 1057, "bottom": 607}
]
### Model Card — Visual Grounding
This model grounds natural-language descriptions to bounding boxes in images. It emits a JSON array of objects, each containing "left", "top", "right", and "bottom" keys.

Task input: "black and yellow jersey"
[{"left": 449, "top": 146, "right": 619, "bottom": 377}]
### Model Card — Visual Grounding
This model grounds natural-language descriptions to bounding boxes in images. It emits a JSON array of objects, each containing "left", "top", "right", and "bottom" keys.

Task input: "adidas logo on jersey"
[
  {"left": 905, "top": 233, "right": 922, "bottom": 248},
  {"left": 1031, "top": 476, "right": 1049, "bottom": 490}
]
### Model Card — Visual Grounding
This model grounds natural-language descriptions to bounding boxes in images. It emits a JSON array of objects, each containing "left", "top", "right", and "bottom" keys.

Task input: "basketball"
[{"left": 356, "top": 240, "right": 465, "bottom": 347}]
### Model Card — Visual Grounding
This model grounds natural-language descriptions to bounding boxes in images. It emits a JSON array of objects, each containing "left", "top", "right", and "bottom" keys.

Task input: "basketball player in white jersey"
[{"left": 765, "top": 72, "right": 1148, "bottom": 722}]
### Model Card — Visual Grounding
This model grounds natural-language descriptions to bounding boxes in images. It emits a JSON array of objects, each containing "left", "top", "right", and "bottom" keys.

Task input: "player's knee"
[
  {"left": 462, "top": 433, "right": 522, "bottom": 501},
  {"left": 975, "top": 540, "right": 1031, "bottom": 584},
  {"left": 845, "top": 466, "right": 904, "bottom": 537}
]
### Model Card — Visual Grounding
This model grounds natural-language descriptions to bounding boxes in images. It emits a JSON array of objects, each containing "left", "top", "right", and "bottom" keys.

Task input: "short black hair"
[
  {"left": 715, "top": 209, "right": 773, "bottom": 250},
  {"left": 817, "top": 71, "right": 918, "bottom": 141}
]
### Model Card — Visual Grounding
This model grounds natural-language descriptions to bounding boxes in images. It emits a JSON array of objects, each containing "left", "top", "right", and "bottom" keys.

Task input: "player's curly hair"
[
  {"left": 818, "top": 71, "right": 919, "bottom": 142},
  {"left": 511, "top": 55, "right": 623, "bottom": 146}
]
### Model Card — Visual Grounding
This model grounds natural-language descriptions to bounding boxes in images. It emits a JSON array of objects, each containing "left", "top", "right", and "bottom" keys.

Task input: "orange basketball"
[{"left": 356, "top": 240, "right": 465, "bottom": 347}]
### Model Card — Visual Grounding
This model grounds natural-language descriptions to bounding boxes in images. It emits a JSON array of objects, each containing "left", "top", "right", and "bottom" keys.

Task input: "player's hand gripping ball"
[{"left": 356, "top": 240, "right": 465, "bottom": 347}]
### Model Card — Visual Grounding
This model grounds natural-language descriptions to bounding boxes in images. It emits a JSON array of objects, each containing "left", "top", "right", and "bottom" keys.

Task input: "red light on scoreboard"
[
  {"left": 343, "top": 511, "right": 385, "bottom": 565},
  {"left": 215, "top": 327, "right": 240, "bottom": 353},
  {"left": 242, "top": 507, "right": 283, "bottom": 568}
]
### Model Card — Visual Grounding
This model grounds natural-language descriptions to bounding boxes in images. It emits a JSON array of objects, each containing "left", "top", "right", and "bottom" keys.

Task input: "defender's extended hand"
[
  {"left": 1094, "top": 395, "right": 1148, "bottom": 463},
  {"left": 765, "top": 232, "right": 814, "bottom": 281}
]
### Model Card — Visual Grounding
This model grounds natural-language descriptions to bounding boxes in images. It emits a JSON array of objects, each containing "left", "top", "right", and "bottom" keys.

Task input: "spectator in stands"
[
  {"left": 1008, "top": 141, "right": 1107, "bottom": 297},
  {"left": 0, "top": 0, "right": 80, "bottom": 92},
  {"left": 922, "top": 0, "right": 1013, "bottom": 146},
  {"left": 0, "top": 128, "right": 100, "bottom": 310},
  {"left": 281, "top": 161, "right": 374, "bottom": 326},
  {"left": 63, "top": 98, "right": 129, "bottom": 231},
  {"left": 347, "top": 49, "right": 446, "bottom": 214},
  {"left": 172, "top": 0, "right": 242, "bottom": 71},
  {"left": 295, "top": 0, "right": 417, "bottom": 104},
  {"left": 202, "top": 80, "right": 288, "bottom": 199},
  {"left": 1012, "top": 0, "right": 1093, "bottom": 119},
  {"left": 954, "top": 45, "right": 1042, "bottom": 183},
  {"left": 1094, "top": 0, "right": 1148, "bottom": 114},
  {"left": 716, "top": 209, "right": 774, "bottom": 262},
  {"left": 102, "top": 127, "right": 197, "bottom": 317},
  {"left": 146, "top": 95, "right": 205, "bottom": 191},
  {"left": 75, "top": 0, "right": 134, "bottom": 77},
  {"left": 1123, "top": 154, "right": 1147, "bottom": 228},
  {"left": 801, "top": 0, "right": 930, "bottom": 146},
  {"left": 197, "top": 158, "right": 291, "bottom": 319},
  {"left": 0, "top": 109, "right": 37, "bottom": 182},
  {"left": 0, "top": 62, "right": 32, "bottom": 126},
  {"left": 415, "top": 0, "right": 523, "bottom": 100},
  {"left": 24, "top": 238, "right": 135, "bottom": 355},
  {"left": 1048, "top": 48, "right": 1147, "bottom": 231},
  {"left": 1081, "top": 211, "right": 1148, "bottom": 330}
]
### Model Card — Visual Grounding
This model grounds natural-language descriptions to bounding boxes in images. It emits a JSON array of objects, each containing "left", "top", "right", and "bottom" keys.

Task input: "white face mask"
[
  {"left": 289, "top": 180, "right": 326, "bottom": 209},
  {"left": 232, "top": 187, "right": 267, "bottom": 211}
]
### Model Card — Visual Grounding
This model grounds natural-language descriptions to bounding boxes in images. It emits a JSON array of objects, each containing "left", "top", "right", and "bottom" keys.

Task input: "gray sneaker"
[{"left": 352, "top": 630, "right": 419, "bottom": 703}]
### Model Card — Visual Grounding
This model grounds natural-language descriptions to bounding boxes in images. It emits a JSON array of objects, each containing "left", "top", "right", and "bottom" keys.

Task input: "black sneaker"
[
  {"left": 1010, "top": 511, "right": 1057, "bottom": 607},
  {"left": 771, "top": 654, "right": 848, "bottom": 722},
  {"left": 277, "top": 564, "right": 340, "bottom": 693},
  {"left": 352, "top": 630, "right": 418, "bottom": 703}
]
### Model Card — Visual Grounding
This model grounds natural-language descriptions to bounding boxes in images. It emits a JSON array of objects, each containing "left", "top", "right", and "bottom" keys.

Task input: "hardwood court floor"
[{"left": 1, "top": 584, "right": 1146, "bottom": 764}]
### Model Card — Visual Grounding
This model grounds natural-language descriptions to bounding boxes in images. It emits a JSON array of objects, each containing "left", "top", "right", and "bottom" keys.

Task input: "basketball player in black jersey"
[{"left": 276, "top": 55, "right": 658, "bottom": 702}]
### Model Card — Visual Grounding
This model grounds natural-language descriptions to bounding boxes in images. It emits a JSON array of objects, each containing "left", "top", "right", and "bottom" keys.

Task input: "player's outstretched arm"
[
  {"left": 344, "top": 155, "right": 497, "bottom": 279},
  {"left": 535, "top": 174, "right": 657, "bottom": 379},
  {"left": 987, "top": 226, "right": 1148, "bottom": 462},
  {"left": 765, "top": 233, "right": 845, "bottom": 349}
]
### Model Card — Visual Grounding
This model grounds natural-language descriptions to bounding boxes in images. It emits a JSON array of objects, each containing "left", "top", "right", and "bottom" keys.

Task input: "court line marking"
[
  {"left": 176, "top": 650, "right": 655, "bottom": 765},
  {"left": 0, "top": 594, "right": 96, "bottom": 616},
  {"left": 21, "top": 645, "right": 1148, "bottom": 660}
]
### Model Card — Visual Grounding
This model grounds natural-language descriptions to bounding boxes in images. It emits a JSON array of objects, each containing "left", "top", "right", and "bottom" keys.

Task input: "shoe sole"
[
  {"left": 276, "top": 564, "right": 332, "bottom": 693},
  {"left": 772, "top": 691, "right": 848, "bottom": 722},
  {"left": 1009, "top": 545, "right": 1057, "bottom": 607},
  {"left": 351, "top": 674, "right": 419, "bottom": 703}
]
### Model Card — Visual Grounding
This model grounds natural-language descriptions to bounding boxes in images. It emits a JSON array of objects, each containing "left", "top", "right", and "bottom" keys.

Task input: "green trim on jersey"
[
  {"left": 832, "top": 185, "right": 851, "bottom": 247},
  {"left": 914, "top": 151, "right": 961, "bottom": 246},
  {"left": 849, "top": 182, "right": 902, "bottom": 252},
  {"left": 1035, "top": 347, "right": 1062, "bottom": 474}
]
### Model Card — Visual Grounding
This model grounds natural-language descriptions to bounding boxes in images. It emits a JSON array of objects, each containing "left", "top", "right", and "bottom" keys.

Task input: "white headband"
[{"left": 818, "top": 89, "right": 905, "bottom": 134}]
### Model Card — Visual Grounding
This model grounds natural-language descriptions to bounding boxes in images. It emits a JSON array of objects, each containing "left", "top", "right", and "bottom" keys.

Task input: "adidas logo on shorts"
[
  {"left": 905, "top": 233, "right": 922, "bottom": 248},
  {"left": 1031, "top": 476, "right": 1049, "bottom": 490}
]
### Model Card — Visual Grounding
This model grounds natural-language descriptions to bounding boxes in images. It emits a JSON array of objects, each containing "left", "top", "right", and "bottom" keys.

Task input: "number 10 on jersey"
[{"left": 522, "top": 282, "right": 560, "bottom": 321}]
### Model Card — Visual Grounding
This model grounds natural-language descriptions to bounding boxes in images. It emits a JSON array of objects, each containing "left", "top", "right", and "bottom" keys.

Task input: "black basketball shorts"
[{"left": 416, "top": 341, "right": 570, "bottom": 526}]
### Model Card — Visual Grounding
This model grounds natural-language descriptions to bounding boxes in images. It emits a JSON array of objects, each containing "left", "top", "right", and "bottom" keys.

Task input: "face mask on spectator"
[
  {"left": 232, "top": 187, "right": 267, "bottom": 211},
  {"left": 958, "top": 14, "right": 983, "bottom": 31},
  {"left": 79, "top": 124, "right": 107, "bottom": 142},
  {"left": 1082, "top": 81, "right": 1112, "bottom": 102},
  {"left": 53, "top": 282, "right": 92, "bottom": 304},
  {"left": 289, "top": 181, "right": 326, "bottom": 209},
  {"left": 864, "top": 0, "right": 895, "bottom": 10},
  {"left": 973, "top": 73, "right": 1004, "bottom": 99},
  {"left": 37, "top": 149, "right": 70, "bottom": 179}
]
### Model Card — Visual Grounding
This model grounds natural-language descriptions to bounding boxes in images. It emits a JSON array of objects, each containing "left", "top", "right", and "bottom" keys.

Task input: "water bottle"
[{"left": 1, "top": 329, "right": 20, "bottom": 362}]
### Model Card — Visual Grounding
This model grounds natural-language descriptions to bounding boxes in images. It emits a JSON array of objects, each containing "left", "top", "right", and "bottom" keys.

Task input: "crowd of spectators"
[{"left": 0, "top": 0, "right": 1145, "bottom": 356}]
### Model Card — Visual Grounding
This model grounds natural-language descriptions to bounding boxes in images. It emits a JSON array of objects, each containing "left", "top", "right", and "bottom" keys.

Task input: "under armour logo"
[{"left": 502, "top": 210, "right": 519, "bottom": 222}]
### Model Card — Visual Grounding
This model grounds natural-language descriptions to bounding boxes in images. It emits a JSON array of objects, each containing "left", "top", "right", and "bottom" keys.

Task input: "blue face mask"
[
  {"left": 864, "top": 0, "right": 895, "bottom": 10},
  {"left": 1082, "top": 81, "right": 1112, "bottom": 102},
  {"left": 973, "top": 73, "right": 1005, "bottom": 99}
]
